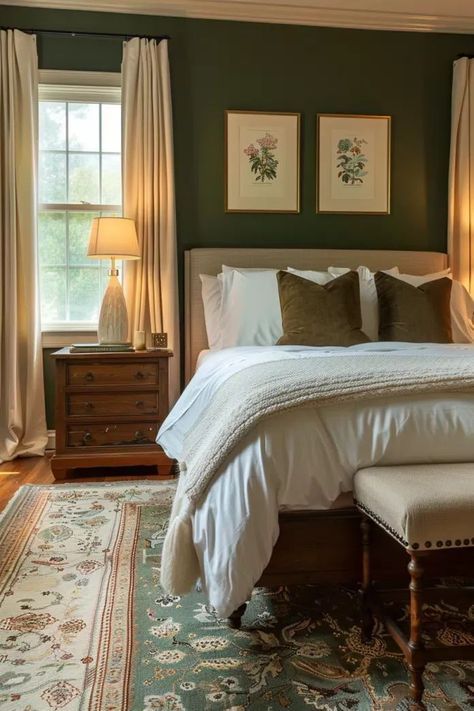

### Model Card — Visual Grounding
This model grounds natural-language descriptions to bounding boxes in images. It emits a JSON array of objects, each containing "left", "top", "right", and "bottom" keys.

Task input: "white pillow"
[
  {"left": 286, "top": 267, "right": 340, "bottom": 286},
  {"left": 219, "top": 267, "right": 283, "bottom": 347},
  {"left": 199, "top": 274, "right": 222, "bottom": 349},
  {"left": 393, "top": 270, "right": 474, "bottom": 343}
]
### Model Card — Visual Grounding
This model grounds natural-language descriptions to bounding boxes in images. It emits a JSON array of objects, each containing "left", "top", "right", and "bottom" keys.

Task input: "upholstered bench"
[{"left": 354, "top": 463, "right": 474, "bottom": 707}]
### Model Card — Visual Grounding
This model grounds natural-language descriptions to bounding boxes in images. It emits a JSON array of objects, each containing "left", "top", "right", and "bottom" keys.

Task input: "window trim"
[
  {"left": 38, "top": 69, "right": 121, "bottom": 87},
  {"left": 42, "top": 330, "right": 98, "bottom": 348},
  {"left": 38, "top": 70, "right": 122, "bottom": 337}
]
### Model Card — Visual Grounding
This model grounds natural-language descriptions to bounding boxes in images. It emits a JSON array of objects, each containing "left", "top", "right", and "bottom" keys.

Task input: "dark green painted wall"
[
  {"left": 2, "top": 5, "right": 473, "bottom": 426},
  {"left": 3, "top": 4, "right": 474, "bottom": 252}
]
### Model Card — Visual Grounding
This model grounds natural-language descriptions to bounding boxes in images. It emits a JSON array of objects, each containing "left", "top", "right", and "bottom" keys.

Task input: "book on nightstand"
[{"left": 70, "top": 343, "right": 135, "bottom": 353}]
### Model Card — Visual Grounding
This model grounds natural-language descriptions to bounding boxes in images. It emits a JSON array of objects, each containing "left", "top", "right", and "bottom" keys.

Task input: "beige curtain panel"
[
  {"left": 0, "top": 29, "right": 47, "bottom": 461},
  {"left": 122, "top": 38, "right": 180, "bottom": 405},
  {"left": 448, "top": 57, "right": 474, "bottom": 294}
]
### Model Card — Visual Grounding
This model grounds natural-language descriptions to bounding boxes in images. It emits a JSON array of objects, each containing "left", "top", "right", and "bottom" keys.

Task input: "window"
[{"left": 38, "top": 75, "right": 121, "bottom": 331}]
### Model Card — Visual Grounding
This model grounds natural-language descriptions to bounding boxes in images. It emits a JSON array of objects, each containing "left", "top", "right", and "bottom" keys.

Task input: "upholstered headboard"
[{"left": 184, "top": 248, "right": 448, "bottom": 381}]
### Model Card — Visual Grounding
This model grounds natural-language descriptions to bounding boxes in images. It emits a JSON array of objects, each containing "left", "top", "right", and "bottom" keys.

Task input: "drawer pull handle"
[
  {"left": 84, "top": 401, "right": 94, "bottom": 410},
  {"left": 135, "top": 371, "right": 145, "bottom": 380},
  {"left": 134, "top": 430, "right": 144, "bottom": 440},
  {"left": 85, "top": 371, "right": 95, "bottom": 382},
  {"left": 82, "top": 431, "right": 93, "bottom": 444},
  {"left": 135, "top": 400, "right": 144, "bottom": 408}
]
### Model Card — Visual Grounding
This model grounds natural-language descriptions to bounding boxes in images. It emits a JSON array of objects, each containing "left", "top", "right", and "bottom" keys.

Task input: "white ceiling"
[{"left": 4, "top": 0, "right": 474, "bottom": 34}]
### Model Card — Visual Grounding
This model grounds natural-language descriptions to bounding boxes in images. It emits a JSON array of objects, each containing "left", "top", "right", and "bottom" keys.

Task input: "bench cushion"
[{"left": 354, "top": 464, "right": 474, "bottom": 551}]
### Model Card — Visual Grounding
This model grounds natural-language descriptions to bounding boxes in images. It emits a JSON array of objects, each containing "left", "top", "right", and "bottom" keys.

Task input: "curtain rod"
[{"left": 0, "top": 27, "right": 170, "bottom": 42}]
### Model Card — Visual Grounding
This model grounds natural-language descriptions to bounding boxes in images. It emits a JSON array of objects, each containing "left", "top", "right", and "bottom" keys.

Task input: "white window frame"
[{"left": 38, "top": 70, "right": 122, "bottom": 347}]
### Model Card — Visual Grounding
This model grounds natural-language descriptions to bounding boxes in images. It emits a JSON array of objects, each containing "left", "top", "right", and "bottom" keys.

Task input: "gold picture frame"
[
  {"left": 225, "top": 110, "right": 300, "bottom": 213},
  {"left": 316, "top": 113, "right": 391, "bottom": 214}
]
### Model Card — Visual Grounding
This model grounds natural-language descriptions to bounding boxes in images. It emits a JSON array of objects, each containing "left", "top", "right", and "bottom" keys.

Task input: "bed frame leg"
[{"left": 228, "top": 602, "right": 247, "bottom": 629}]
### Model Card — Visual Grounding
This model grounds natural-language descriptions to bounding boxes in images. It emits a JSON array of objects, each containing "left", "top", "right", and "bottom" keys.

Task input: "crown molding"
[{"left": 4, "top": 0, "right": 474, "bottom": 34}]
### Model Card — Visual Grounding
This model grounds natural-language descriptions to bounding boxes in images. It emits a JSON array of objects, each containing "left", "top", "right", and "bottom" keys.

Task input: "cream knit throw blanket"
[{"left": 161, "top": 352, "right": 474, "bottom": 595}]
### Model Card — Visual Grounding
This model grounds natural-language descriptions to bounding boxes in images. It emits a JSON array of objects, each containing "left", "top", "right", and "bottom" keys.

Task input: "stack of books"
[{"left": 70, "top": 343, "right": 135, "bottom": 353}]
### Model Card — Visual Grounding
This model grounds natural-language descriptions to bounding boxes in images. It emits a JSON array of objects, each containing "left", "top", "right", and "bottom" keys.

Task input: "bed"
[{"left": 159, "top": 248, "right": 474, "bottom": 621}]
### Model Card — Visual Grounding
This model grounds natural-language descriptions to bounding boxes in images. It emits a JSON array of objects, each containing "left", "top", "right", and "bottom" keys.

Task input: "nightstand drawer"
[
  {"left": 67, "top": 422, "right": 159, "bottom": 448},
  {"left": 68, "top": 391, "right": 160, "bottom": 417},
  {"left": 67, "top": 362, "right": 159, "bottom": 386}
]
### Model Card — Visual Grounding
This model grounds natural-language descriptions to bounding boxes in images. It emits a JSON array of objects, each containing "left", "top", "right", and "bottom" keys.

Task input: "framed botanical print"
[
  {"left": 225, "top": 110, "right": 300, "bottom": 213},
  {"left": 317, "top": 114, "right": 391, "bottom": 214}
]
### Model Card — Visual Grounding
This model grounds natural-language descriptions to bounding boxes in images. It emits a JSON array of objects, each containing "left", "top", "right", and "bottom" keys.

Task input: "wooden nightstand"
[{"left": 50, "top": 348, "right": 173, "bottom": 480}]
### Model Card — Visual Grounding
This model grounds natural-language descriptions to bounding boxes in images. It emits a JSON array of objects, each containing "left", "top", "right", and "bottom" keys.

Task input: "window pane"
[
  {"left": 39, "top": 102, "right": 66, "bottom": 150},
  {"left": 68, "top": 103, "right": 99, "bottom": 152},
  {"left": 102, "top": 104, "right": 121, "bottom": 152},
  {"left": 69, "top": 153, "right": 100, "bottom": 203},
  {"left": 101, "top": 154, "right": 121, "bottom": 204},
  {"left": 38, "top": 94, "right": 123, "bottom": 327},
  {"left": 69, "top": 211, "right": 99, "bottom": 265},
  {"left": 38, "top": 212, "right": 66, "bottom": 266},
  {"left": 39, "top": 152, "right": 66, "bottom": 203},
  {"left": 69, "top": 268, "right": 101, "bottom": 321},
  {"left": 40, "top": 267, "right": 67, "bottom": 323}
]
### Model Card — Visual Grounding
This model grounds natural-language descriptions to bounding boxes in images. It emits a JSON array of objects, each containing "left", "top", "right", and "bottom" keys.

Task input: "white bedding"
[{"left": 158, "top": 343, "right": 474, "bottom": 617}]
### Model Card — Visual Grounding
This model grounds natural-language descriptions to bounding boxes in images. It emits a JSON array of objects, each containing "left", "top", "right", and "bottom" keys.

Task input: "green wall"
[
  {"left": 2, "top": 5, "right": 473, "bottom": 425},
  {"left": 3, "top": 5, "right": 474, "bottom": 252}
]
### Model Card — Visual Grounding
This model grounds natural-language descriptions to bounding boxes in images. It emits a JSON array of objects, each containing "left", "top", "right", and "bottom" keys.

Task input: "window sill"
[{"left": 42, "top": 331, "right": 97, "bottom": 348}]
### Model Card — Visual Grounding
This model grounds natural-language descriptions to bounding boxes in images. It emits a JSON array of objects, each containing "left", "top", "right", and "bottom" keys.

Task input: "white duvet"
[{"left": 157, "top": 343, "right": 474, "bottom": 617}]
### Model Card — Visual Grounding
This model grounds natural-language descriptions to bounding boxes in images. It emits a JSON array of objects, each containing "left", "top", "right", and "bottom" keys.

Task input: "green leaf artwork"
[
  {"left": 243, "top": 133, "right": 279, "bottom": 183},
  {"left": 336, "top": 137, "right": 368, "bottom": 185}
]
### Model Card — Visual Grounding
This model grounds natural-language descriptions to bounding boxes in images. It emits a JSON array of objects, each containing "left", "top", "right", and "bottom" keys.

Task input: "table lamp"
[{"left": 87, "top": 217, "right": 140, "bottom": 344}]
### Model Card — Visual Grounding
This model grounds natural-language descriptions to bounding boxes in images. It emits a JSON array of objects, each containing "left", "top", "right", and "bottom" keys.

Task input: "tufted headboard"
[{"left": 184, "top": 248, "right": 448, "bottom": 382}]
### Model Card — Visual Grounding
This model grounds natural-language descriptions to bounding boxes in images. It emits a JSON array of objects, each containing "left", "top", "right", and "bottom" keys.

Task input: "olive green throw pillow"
[
  {"left": 374, "top": 272, "right": 453, "bottom": 343},
  {"left": 276, "top": 270, "right": 370, "bottom": 346}
]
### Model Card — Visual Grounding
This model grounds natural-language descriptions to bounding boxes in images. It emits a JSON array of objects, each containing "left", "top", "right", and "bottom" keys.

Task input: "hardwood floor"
[{"left": 0, "top": 453, "right": 175, "bottom": 512}]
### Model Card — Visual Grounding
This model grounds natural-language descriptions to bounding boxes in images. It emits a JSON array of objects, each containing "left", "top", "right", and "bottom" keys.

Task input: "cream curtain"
[
  {"left": 448, "top": 57, "right": 474, "bottom": 293},
  {"left": 122, "top": 38, "right": 180, "bottom": 405},
  {"left": 0, "top": 29, "right": 47, "bottom": 462}
]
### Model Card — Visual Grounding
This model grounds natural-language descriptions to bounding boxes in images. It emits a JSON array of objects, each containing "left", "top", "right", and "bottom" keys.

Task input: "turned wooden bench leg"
[
  {"left": 360, "top": 516, "right": 375, "bottom": 642},
  {"left": 407, "top": 553, "right": 426, "bottom": 706},
  {"left": 228, "top": 602, "right": 247, "bottom": 629}
]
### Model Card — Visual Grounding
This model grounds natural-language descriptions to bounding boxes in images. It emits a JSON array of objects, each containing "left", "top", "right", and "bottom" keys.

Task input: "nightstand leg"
[
  {"left": 157, "top": 463, "right": 174, "bottom": 478},
  {"left": 52, "top": 467, "right": 72, "bottom": 481}
]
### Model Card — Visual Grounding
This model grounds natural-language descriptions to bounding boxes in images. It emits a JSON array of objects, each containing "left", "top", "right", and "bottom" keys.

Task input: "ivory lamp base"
[{"left": 98, "top": 274, "right": 129, "bottom": 344}]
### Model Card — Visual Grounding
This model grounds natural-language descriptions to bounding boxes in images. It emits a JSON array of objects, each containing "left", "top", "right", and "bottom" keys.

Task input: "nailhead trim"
[
  {"left": 354, "top": 499, "right": 474, "bottom": 551},
  {"left": 354, "top": 499, "right": 408, "bottom": 547}
]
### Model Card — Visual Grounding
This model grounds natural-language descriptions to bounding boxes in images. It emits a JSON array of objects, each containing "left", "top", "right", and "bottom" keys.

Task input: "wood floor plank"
[{"left": 0, "top": 454, "right": 174, "bottom": 512}]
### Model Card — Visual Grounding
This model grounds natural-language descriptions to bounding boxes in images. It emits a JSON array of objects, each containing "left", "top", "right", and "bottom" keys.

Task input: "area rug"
[{"left": 0, "top": 482, "right": 473, "bottom": 711}]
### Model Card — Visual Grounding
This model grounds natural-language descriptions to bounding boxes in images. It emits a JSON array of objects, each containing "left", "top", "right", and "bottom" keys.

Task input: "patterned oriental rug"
[{"left": 0, "top": 483, "right": 473, "bottom": 711}]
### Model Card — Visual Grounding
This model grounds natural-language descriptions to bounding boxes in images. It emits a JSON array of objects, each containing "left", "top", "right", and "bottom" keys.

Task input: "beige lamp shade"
[{"left": 87, "top": 217, "right": 140, "bottom": 260}]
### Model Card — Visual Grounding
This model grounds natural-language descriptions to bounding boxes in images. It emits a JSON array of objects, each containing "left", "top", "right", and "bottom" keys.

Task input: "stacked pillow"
[
  {"left": 200, "top": 264, "right": 474, "bottom": 349},
  {"left": 375, "top": 270, "right": 453, "bottom": 343},
  {"left": 277, "top": 270, "right": 369, "bottom": 346}
]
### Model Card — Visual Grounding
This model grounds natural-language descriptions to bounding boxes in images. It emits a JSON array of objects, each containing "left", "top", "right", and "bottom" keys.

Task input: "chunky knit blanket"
[{"left": 161, "top": 352, "right": 474, "bottom": 595}]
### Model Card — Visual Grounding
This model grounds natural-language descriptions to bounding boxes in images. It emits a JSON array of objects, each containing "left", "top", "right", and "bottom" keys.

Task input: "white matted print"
[
  {"left": 225, "top": 111, "right": 300, "bottom": 212},
  {"left": 317, "top": 114, "right": 391, "bottom": 214}
]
